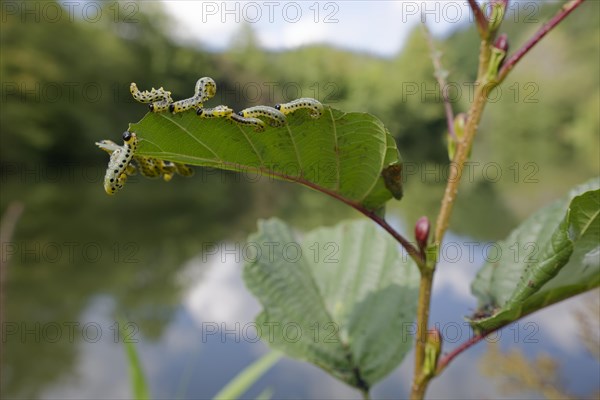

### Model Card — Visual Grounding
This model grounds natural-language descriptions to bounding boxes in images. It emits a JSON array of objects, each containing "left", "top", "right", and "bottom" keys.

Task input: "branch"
[
  {"left": 365, "top": 210, "right": 425, "bottom": 268},
  {"left": 410, "top": 270, "right": 434, "bottom": 399},
  {"left": 422, "top": 24, "right": 456, "bottom": 140},
  {"left": 235, "top": 164, "right": 424, "bottom": 268},
  {"left": 497, "top": 0, "right": 586, "bottom": 82},
  {"left": 411, "top": 1, "right": 586, "bottom": 398},
  {"left": 467, "top": 0, "right": 488, "bottom": 39},
  {"left": 434, "top": 82, "right": 489, "bottom": 246},
  {"left": 435, "top": 330, "right": 492, "bottom": 374}
]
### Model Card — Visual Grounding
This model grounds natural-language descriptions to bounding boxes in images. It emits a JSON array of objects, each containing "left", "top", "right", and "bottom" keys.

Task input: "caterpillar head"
[{"left": 122, "top": 130, "right": 135, "bottom": 144}]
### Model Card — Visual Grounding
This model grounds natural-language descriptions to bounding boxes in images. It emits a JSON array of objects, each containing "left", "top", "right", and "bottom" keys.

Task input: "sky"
[{"left": 160, "top": 1, "right": 480, "bottom": 57}]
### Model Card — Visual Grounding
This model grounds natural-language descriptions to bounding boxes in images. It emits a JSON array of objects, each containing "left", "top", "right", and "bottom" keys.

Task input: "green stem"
[
  {"left": 433, "top": 80, "right": 491, "bottom": 247},
  {"left": 411, "top": 33, "right": 496, "bottom": 400},
  {"left": 410, "top": 270, "right": 434, "bottom": 400},
  {"left": 410, "top": 3, "right": 586, "bottom": 398}
]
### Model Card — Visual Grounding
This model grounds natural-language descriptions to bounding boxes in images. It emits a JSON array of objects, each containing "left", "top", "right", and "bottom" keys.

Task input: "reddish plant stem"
[
  {"left": 435, "top": 329, "right": 494, "bottom": 375},
  {"left": 221, "top": 161, "right": 425, "bottom": 268},
  {"left": 366, "top": 211, "right": 425, "bottom": 268},
  {"left": 497, "top": 0, "right": 586, "bottom": 82},
  {"left": 467, "top": 0, "right": 489, "bottom": 38}
]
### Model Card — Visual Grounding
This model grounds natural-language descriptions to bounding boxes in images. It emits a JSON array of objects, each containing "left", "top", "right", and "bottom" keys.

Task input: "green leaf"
[
  {"left": 121, "top": 330, "right": 150, "bottom": 400},
  {"left": 470, "top": 179, "right": 600, "bottom": 331},
  {"left": 213, "top": 352, "right": 281, "bottom": 400},
  {"left": 256, "top": 388, "right": 274, "bottom": 400},
  {"left": 129, "top": 107, "right": 402, "bottom": 212},
  {"left": 242, "top": 218, "right": 419, "bottom": 390}
]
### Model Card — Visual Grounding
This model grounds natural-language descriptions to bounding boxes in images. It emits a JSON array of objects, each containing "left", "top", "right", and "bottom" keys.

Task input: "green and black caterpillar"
[
  {"left": 99, "top": 77, "right": 324, "bottom": 194},
  {"left": 130, "top": 78, "right": 323, "bottom": 128},
  {"left": 96, "top": 133, "right": 194, "bottom": 195}
]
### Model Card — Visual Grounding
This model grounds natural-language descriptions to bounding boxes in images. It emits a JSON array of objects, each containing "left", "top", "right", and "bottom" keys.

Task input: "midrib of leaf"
[
  {"left": 299, "top": 239, "right": 364, "bottom": 379},
  {"left": 140, "top": 115, "right": 386, "bottom": 211},
  {"left": 264, "top": 221, "right": 367, "bottom": 385},
  {"left": 134, "top": 108, "right": 395, "bottom": 211},
  {"left": 578, "top": 208, "right": 599, "bottom": 237},
  {"left": 235, "top": 122, "right": 265, "bottom": 167},
  {"left": 158, "top": 112, "right": 223, "bottom": 162},
  {"left": 350, "top": 226, "right": 376, "bottom": 305},
  {"left": 283, "top": 120, "right": 303, "bottom": 175},
  {"left": 298, "top": 225, "right": 372, "bottom": 389},
  {"left": 274, "top": 220, "right": 368, "bottom": 389},
  {"left": 137, "top": 140, "right": 218, "bottom": 164}
]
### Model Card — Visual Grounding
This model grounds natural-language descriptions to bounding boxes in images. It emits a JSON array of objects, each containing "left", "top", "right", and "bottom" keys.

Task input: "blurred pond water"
[{"left": 1, "top": 164, "right": 598, "bottom": 399}]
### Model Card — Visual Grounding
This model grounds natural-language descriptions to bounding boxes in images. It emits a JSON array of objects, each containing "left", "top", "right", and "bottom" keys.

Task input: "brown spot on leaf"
[{"left": 382, "top": 163, "right": 403, "bottom": 200}]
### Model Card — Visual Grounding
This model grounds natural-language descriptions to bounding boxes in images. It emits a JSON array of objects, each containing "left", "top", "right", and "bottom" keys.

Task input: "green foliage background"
[
  {"left": 1, "top": 1, "right": 598, "bottom": 398},
  {"left": 2, "top": 1, "right": 598, "bottom": 239},
  {"left": 2, "top": 2, "right": 598, "bottom": 172}
]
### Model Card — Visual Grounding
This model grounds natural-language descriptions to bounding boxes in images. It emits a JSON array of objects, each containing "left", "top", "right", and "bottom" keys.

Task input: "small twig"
[
  {"left": 467, "top": 0, "right": 489, "bottom": 39},
  {"left": 422, "top": 24, "right": 456, "bottom": 140},
  {"left": 250, "top": 164, "right": 425, "bottom": 268},
  {"left": 365, "top": 210, "right": 425, "bottom": 268},
  {"left": 435, "top": 330, "right": 492, "bottom": 374},
  {"left": 497, "top": 0, "right": 586, "bottom": 83}
]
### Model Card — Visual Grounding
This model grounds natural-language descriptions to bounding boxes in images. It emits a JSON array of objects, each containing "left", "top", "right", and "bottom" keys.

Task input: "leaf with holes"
[
  {"left": 469, "top": 179, "right": 600, "bottom": 332},
  {"left": 242, "top": 218, "right": 419, "bottom": 391},
  {"left": 129, "top": 107, "right": 402, "bottom": 212}
]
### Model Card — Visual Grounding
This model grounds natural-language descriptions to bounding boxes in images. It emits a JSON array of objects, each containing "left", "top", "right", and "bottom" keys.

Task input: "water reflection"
[{"left": 1, "top": 165, "right": 598, "bottom": 399}]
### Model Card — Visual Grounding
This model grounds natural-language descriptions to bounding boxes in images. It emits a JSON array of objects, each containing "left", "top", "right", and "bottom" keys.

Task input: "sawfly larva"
[
  {"left": 230, "top": 113, "right": 266, "bottom": 132},
  {"left": 130, "top": 83, "right": 173, "bottom": 113},
  {"left": 197, "top": 105, "right": 234, "bottom": 118},
  {"left": 169, "top": 77, "right": 217, "bottom": 114},
  {"left": 275, "top": 98, "right": 323, "bottom": 119},
  {"left": 238, "top": 105, "right": 286, "bottom": 127},
  {"left": 101, "top": 131, "right": 137, "bottom": 195}
]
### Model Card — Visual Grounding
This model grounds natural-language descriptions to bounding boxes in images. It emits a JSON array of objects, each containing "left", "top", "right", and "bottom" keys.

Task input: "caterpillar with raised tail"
[
  {"left": 97, "top": 136, "right": 194, "bottom": 193},
  {"left": 170, "top": 77, "right": 217, "bottom": 113},
  {"left": 96, "top": 139, "right": 138, "bottom": 176},
  {"left": 100, "top": 131, "right": 138, "bottom": 195},
  {"left": 237, "top": 106, "right": 286, "bottom": 127},
  {"left": 130, "top": 83, "right": 173, "bottom": 113},
  {"left": 275, "top": 98, "right": 323, "bottom": 119}
]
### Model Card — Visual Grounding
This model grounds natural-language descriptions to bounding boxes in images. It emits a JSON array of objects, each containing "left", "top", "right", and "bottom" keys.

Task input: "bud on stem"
[
  {"left": 486, "top": 33, "right": 510, "bottom": 82},
  {"left": 415, "top": 216, "right": 430, "bottom": 253},
  {"left": 447, "top": 113, "right": 468, "bottom": 161},
  {"left": 423, "top": 329, "right": 443, "bottom": 377},
  {"left": 487, "top": 0, "right": 509, "bottom": 36},
  {"left": 494, "top": 33, "right": 509, "bottom": 53}
]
